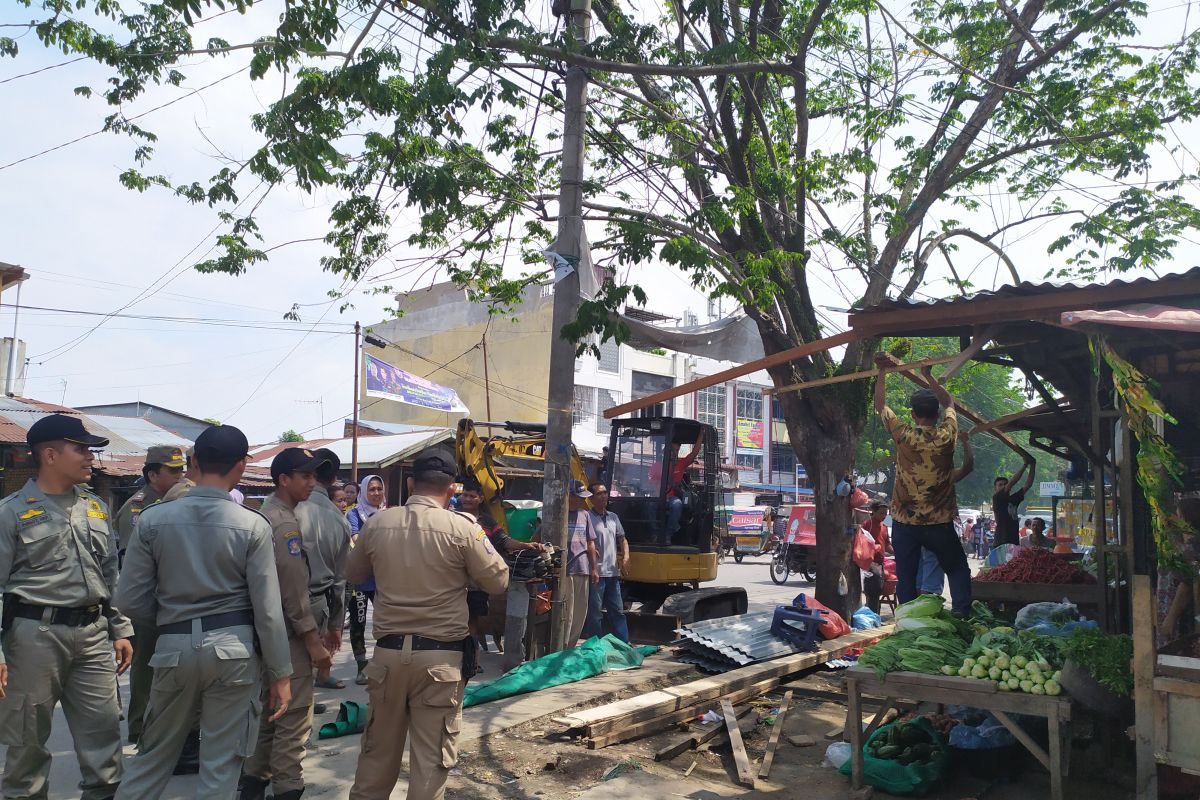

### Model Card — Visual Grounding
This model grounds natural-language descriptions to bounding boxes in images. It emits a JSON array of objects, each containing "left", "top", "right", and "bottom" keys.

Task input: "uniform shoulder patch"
[
  {"left": 18, "top": 508, "right": 45, "bottom": 521},
  {"left": 286, "top": 534, "right": 303, "bottom": 556},
  {"left": 131, "top": 489, "right": 146, "bottom": 502}
]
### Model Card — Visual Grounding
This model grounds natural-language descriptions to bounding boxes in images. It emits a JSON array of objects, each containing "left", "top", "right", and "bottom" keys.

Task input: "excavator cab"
[{"left": 606, "top": 416, "right": 717, "bottom": 550}]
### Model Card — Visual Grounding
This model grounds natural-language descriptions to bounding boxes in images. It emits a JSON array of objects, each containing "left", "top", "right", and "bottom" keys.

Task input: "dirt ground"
[{"left": 442, "top": 668, "right": 1139, "bottom": 800}]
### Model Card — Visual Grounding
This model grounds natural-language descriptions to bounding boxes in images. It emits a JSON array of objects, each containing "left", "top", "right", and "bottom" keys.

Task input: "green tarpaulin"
[{"left": 463, "top": 635, "right": 659, "bottom": 708}]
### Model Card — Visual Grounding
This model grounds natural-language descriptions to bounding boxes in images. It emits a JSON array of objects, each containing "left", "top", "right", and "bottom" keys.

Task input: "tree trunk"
[{"left": 798, "top": 420, "right": 863, "bottom": 620}]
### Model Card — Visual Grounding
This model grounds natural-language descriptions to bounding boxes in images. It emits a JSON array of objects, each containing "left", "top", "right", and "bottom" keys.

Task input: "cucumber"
[{"left": 876, "top": 745, "right": 902, "bottom": 759}]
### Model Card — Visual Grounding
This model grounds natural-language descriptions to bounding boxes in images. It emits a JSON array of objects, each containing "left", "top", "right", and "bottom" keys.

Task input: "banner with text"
[
  {"left": 735, "top": 418, "right": 764, "bottom": 450},
  {"left": 364, "top": 353, "right": 469, "bottom": 414}
]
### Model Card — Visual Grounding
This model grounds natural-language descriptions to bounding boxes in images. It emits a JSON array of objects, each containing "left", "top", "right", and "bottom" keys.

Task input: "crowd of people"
[{"left": 0, "top": 414, "right": 636, "bottom": 800}]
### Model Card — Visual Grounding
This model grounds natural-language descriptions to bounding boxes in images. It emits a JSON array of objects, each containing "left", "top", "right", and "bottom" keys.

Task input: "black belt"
[
  {"left": 376, "top": 634, "right": 464, "bottom": 652},
  {"left": 159, "top": 609, "right": 254, "bottom": 635},
  {"left": 10, "top": 601, "right": 101, "bottom": 627}
]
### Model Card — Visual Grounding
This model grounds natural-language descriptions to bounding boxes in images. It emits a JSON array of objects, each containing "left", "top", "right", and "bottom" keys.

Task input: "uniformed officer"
[
  {"left": 239, "top": 448, "right": 334, "bottom": 800},
  {"left": 113, "top": 425, "right": 293, "bottom": 799},
  {"left": 0, "top": 414, "right": 134, "bottom": 800},
  {"left": 294, "top": 448, "right": 350, "bottom": 689},
  {"left": 347, "top": 449, "right": 509, "bottom": 800},
  {"left": 162, "top": 446, "right": 197, "bottom": 503},
  {"left": 116, "top": 444, "right": 185, "bottom": 747}
]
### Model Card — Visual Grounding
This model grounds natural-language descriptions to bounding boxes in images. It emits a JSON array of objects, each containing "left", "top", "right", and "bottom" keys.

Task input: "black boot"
[
  {"left": 172, "top": 729, "right": 200, "bottom": 775},
  {"left": 270, "top": 790, "right": 305, "bottom": 800},
  {"left": 237, "top": 776, "right": 269, "bottom": 800}
]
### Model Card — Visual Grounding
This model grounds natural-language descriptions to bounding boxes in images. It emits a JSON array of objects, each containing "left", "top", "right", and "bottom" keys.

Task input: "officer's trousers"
[
  {"left": 348, "top": 642, "right": 463, "bottom": 800},
  {"left": 114, "top": 623, "right": 261, "bottom": 800},
  {"left": 126, "top": 619, "right": 158, "bottom": 742},
  {"left": 0, "top": 615, "right": 122, "bottom": 800},
  {"left": 243, "top": 636, "right": 313, "bottom": 794}
]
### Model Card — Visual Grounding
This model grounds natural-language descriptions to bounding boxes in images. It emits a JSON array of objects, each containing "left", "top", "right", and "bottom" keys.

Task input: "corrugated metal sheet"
[
  {"left": 675, "top": 611, "right": 818, "bottom": 673},
  {"left": 249, "top": 429, "right": 453, "bottom": 470},
  {"left": 84, "top": 414, "right": 192, "bottom": 451},
  {"left": 0, "top": 397, "right": 143, "bottom": 455},
  {"left": 859, "top": 266, "right": 1200, "bottom": 314}
]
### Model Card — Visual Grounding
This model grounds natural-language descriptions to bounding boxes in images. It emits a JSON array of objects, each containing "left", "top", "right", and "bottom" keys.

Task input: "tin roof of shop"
[
  {"left": 249, "top": 428, "right": 453, "bottom": 471},
  {"left": 85, "top": 414, "right": 193, "bottom": 452}
]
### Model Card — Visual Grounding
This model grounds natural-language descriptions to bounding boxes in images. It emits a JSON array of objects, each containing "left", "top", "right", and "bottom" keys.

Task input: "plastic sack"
[
  {"left": 852, "top": 606, "right": 883, "bottom": 630},
  {"left": 1024, "top": 618, "right": 1098, "bottom": 637},
  {"left": 947, "top": 710, "right": 1016, "bottom": 750},
  {"left": 825, "top": 742, "right": 852, "bottom": 769},
  {"left": 838, "top": 718, "right": 949, "bottom": 797},
  {"left": 1014, "top": 600, "right": 1080, "bottom": 630},
  {"left": 986, "top": 543, "right": 1026, "bottom": 567},
  {"left": 853, "top": 529, "right": 877, "bottom": 571},
  {"left": 796, "top": 593, "right": 852, "bottom": 640}
]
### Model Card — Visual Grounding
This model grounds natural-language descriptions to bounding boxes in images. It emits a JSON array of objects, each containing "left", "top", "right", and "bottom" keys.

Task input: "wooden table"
[{"left": 842, "top": 667, "right": 1073, "bottom": 800}]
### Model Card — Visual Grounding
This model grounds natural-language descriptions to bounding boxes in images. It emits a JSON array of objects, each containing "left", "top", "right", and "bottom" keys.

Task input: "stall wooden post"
[{"left": 1132, "top": 574, "right": 1158, "bottom": 800}]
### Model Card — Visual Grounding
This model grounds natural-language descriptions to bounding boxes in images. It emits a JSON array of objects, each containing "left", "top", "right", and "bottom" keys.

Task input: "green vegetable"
[
  {"left": 957, "top": 666, "right": 970, "bottom": 677},
  {"left": 1020, "top": 680, "right": 1033, "bottom": 693},
  {"left": 900, "top": 725, "right": 929, "bottom": 746},
  {"left": 1062, "top": 629, "right": 1134, "bottom": 697},
  {"left": 988, "top": 666, "right": 1003, "bottom": 680},
  {"left": 1013, "top": 655, "right": 1028, "bottom": 669},
  {"left": 971, "top": 665, "right": 988, "bottom": 679},
  {"left": 997, "top": 681, "right": 1011, "bottom": 691},
  {"left": 1007, "top": 677, "right": 1020, "bottom": 690},
  {"left": 1031, "top": 683, "right": 1046, "bottom": 695},
  {"left": 877, "top": 745, "right": 902, "bottom": 759},
  {"left": 1044, "top": 679, "right": 1062, "bottom": 696}
]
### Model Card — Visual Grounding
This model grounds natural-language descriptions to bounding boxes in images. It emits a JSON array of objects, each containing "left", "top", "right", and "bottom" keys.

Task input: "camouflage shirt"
[{"left": 882, "top": 405, "right": 958, "bottom": 526}]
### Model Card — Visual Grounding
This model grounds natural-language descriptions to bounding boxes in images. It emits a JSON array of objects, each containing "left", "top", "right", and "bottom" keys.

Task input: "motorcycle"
[{"left": 769, "top": 539, "right": 816, "bottom": 583}]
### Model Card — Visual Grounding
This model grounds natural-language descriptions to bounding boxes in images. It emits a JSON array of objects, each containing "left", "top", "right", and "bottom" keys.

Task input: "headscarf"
[{"left": 356, "top": 474, "right": 386, "bottom": 519}]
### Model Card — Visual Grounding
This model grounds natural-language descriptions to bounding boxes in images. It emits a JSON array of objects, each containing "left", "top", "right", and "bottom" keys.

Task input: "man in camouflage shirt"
[{"left": 874, "top": 357, "right": 971, "bottom": 615}]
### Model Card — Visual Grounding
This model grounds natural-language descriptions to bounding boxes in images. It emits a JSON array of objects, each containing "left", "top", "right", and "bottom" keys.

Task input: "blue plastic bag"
[
  {"left": 852, "top": 606, "right": 883, "bottom": 630},
  {"left": 947, "top": 711, "right": 1016, "bottom": 750}
]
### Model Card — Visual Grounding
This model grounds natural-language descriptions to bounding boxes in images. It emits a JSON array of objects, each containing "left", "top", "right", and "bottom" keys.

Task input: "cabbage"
[{"left": 895, "top": 595, "right": 946, "bottom": 620}]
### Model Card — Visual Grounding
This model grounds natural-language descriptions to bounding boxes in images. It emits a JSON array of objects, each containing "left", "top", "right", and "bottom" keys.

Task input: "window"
[
  {"left": 772, "top": 397, "right": 785, "bottom": 420},
  {"left": 736, "top": 386, "right": 763, "bottom": 421},
  {"left": 572, "top": 385, "right": 595, "bottom": 426},
  {"left": 631, "top": 371, "right": 674, "bottom": 416},
  {"left": 596, "top": 388, "right": 620, "bottom": 433},
  {"left": 736, "top": 453, "right": 763, "bottom": 470},
  {"left": 697, "top": 385, "right": 727, "bottom": 456},
  {"left": 597, "top": 338, "right": 620, "bottom": 373}
]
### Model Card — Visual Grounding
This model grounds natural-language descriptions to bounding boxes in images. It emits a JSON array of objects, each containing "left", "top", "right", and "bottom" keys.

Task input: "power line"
[{"left": 0, "top": 302, "right": 354, "bottom": 331}]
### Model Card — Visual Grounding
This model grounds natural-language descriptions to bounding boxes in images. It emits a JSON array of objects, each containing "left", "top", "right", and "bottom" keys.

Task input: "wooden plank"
[
  {"left": 968, "top": 401, "right": 1057, "bottom": 436},
  {"left": 875, "top": 671, "right": 997, "bottom": 694},
  {"left": 1048, "top": 707, "right": 1065, "bottom": 800},
  {"left": 554, "top": 625, "right": 892, "bottom": 734},
  {"left": 654, "top": 704, "right": 753, "bottom": 762},
  {"left": 585, "top": 676, "right": 777, "bottom": 749},
  {"left": 1132, "top": 574, "right": 1159, "bottom": 800},
  {"left": 941, "top": 324, "right": 1002, "bottom": 381},
  {"left": 763, "top": 355, "right": 958, "bottom": 397},
  {"left": 603, "top": 330, "right": 859, "bottom": 418},
  {"left": 1153, "top": 676, "right": 1200, "bottom": 699},
  {"left": 993, "top": 709, "right": 1051, "bottom": 771},
  {"left": 757, "top": 690, "right": 792, "bottom": 779},
  {"left": 721, "top": 699, "right": 756, "bottom": 789},
  {"left": 862, "top": 698, "right": 897, "bottom": 741},
  {"left": 970, "top": 580, "right": 1103, "bottom": 607},
  {"left": 843, "top": 667, "right": 1071, "bottom": 720},
  {"left": 846, "top": 677, "right": 865, "bottom": 791}
]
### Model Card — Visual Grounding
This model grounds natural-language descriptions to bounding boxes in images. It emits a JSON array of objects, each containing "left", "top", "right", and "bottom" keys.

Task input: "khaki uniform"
[
  {"left": 243, "top": 494, "right": 319, "bottom": 795},
  {"left": 161, "top": 477, "right": 196, "bottom": 504},
  {"left": 112, "top": 485, "right": 291, "bottom": 799},
  {"left": 0, "top": 479, "right": 134, "bottom": 800},
  {"left": 347, "top": 495, "right": 508, "bottom": 800},
  {"left": 295, "top": 484, "right": 350, "bottom": 636},
  {"left": 114, "top": 484, "right": 164, "bottom": 744}
]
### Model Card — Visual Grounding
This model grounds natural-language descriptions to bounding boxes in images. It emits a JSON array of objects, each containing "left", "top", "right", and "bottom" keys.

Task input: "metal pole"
[
  {"left": 546, "top": 0, "right": 592, "bottom": 654},
  {"left": 5, "top": 280, "right": 22, "bottom": 397},
  {"left": 352, "top": 321, "right": 362, "bottom": 485}
]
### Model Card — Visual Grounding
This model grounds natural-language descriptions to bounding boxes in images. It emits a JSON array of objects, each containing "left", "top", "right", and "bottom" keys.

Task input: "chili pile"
[{"left": 977, "top": 548, "right": 1096, "bottom": 584}]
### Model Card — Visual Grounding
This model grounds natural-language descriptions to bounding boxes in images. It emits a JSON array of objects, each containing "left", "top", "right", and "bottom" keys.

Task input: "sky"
[{"left": 0, "top": 1, "right": 1197, "bottom": 445}]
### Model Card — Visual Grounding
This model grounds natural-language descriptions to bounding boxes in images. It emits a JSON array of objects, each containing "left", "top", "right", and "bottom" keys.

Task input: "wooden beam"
[
  {"left": 763, "top": 354, "right": 958, "bottom": 397},
  {"left": 968, "top": 402, "right": 1057, "bottom": 436},
  {"left": 554, "top": 625, "right": 892, "bottom": 734},
  {"left": 721, "top": 698, "right": 757, "bottom": 788},
  {"left": 1132, "top": 574, "right": 1158, "bottom": 800},
  {"left": 654, "top": 704, "right": 754, "bottom": 762},
  {"left": 603, "top": 329, "right": 860, "bottom": 418},
  {"left": 941, "top": 324, "right": 1002, "bottom": 380},
  {"left": 993, "top": 709, "right": 1052, "bottom": 771},
  {"left": 757, "top": 690, "right": 792, "bottom": 779}
]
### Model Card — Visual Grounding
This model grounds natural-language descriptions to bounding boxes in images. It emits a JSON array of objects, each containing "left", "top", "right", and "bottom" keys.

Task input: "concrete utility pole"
[
  {"left": 546, "top": 0, "right": 593, "bottom": 653},
  {"left": 352, "top": 321, "right": 362, "bottom": 485}
]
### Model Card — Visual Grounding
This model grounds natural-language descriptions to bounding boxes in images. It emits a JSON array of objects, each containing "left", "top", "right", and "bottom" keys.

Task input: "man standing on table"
[
  {"left": 0, "top": 415, "right": 134, "bottom": 800},
  {"left": 874, "top": 356, "right": 972, "bottom": 615},
  {"left": 992, "top": 459, "right": 1035, "bottom": 548},
  {"left": 239, "top": 448, "right": 334, "bottom": 800},
  {"left": 113, "top": 425, "right": 293, "bottom": 798},
  {"left": 347, "top": 450, "right": 508, "bottom": 800}
]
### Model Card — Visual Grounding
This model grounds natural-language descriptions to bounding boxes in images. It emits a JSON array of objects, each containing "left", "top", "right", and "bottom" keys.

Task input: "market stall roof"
[
  {"left": 1060, "top": 303, "right": 1200, "bottom": 333},
  {"left": 249, "top": 427, "right": 453, "bottom": 471}
]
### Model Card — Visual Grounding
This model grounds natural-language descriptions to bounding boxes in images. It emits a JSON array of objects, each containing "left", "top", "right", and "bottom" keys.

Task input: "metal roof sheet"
[
  {"left": 250, "top": 429, "right": 453, "bottom": 470},
  {"left": 675, "top": 611, "right": 817, "bottom": 672},
  {"left": 0, "top": 397, "right": 143, "bottom": 455},
  {"left": 84, "top": 414, "right": 193, "bottom": 452}
]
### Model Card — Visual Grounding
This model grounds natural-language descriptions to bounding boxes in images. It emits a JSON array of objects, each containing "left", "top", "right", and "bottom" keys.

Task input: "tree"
[
  {"left": 854, "top": 338, "right": 1065, "bottom": 508},
  {"left": 10, "top": 0, "right": 1199, "bottom": 614},
  {"left": 278, "top": 430, "right": 305, "bottom": 443}
]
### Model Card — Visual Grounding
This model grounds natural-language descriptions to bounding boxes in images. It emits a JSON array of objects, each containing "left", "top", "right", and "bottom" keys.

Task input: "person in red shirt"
[
  {"left": 649, "top": 430, "right": 705, "bottom": 544},
  {"left": 861, "top": 502, "right": 891, "bottom": 613}
]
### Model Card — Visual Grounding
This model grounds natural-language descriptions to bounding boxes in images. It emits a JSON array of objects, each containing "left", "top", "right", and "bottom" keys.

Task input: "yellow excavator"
[{"left": 454, "top": 417, "right": 747, "bottom": 633}]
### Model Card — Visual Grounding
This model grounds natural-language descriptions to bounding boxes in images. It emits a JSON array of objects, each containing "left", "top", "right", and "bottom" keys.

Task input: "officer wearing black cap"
[
  {"left": 114, "top": 424, "right": 293, "bottom": 799},
  {"left": 347, "top": 449, "right": 508, "bottom": 800},
  {"left": 116, "top": 444, "right": 185, "bottom": 749},
  {"left": 295, "top": 447, "right": 350, "bottom": 689},
  {"left": 239, "top": 447, "right": 335, "bottom": 800},
  {"left": 0, "top": 414, "right": 133, "bottom": 800}
]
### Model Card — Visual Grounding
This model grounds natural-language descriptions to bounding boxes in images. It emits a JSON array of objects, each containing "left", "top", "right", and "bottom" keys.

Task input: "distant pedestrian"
[
  {"left": 874, "top": 357, "right": 971, "bottom": 615},
  {"left": 584, "top": 482, "right": 629, "bottom": 642},
  {"left": 992, "top": 461, "right": 1035, "bottom": 547},
  {"left": 348, "top": 474, "right": 386, "bottom": 684}
]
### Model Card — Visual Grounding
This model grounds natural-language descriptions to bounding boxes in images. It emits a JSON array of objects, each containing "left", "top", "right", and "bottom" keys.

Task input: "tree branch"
[{"left": 487, "top": 35, "right": 797, "bottom": 77}]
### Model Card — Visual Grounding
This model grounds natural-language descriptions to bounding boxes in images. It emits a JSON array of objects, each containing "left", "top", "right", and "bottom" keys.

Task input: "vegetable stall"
[{"left": 846, "top": 270, "right": 1200, "bottom": 799}]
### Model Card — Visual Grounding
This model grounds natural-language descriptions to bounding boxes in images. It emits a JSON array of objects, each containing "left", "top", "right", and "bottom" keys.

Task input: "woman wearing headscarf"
[{"left": 346, "top": 475, "right": 386, "bottom": 684}]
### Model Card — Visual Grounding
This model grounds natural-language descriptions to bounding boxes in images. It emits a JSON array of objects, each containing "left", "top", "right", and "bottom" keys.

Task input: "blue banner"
[{"left": 364, "top": 353, "right": 469, "bottom": 414}]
